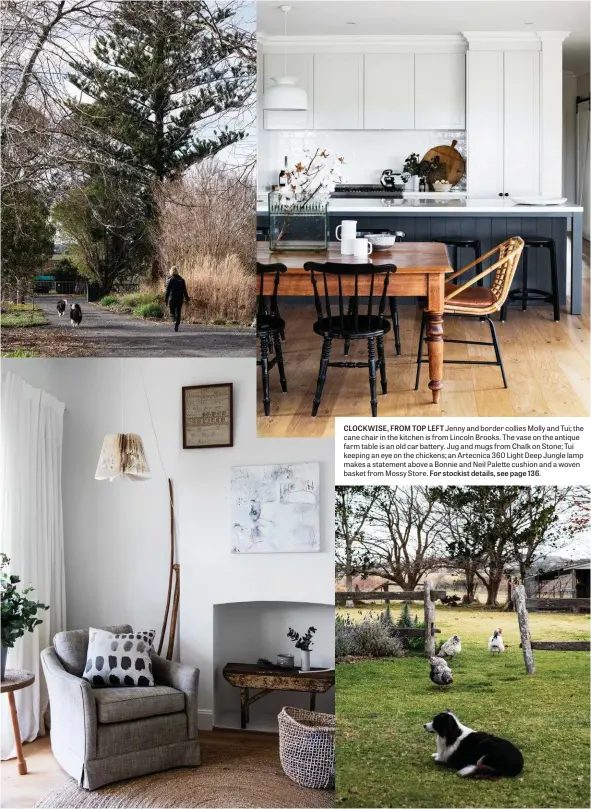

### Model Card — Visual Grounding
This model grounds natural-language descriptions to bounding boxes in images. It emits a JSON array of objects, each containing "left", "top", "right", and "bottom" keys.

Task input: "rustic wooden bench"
[{"left": 223, "top": 662, "right": 335, "bottom": 729}]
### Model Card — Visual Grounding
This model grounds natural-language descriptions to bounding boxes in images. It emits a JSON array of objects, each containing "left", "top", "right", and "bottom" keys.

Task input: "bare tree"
[
  {"left": 335, "top": 487, "right": 379, "bottom": 603},
  {"left": 360, "top": 487, "right": 445, "bottom": 591}
]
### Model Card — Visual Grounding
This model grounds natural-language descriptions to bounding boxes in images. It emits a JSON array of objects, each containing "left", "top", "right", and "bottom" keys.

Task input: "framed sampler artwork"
[{"left": 182, "top": 383, "right": 233, "bottom": 449}]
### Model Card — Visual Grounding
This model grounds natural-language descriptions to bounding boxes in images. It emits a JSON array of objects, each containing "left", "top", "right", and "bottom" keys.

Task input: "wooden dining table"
[{"left": 257, "top": 241, "right": 453, "bottom": 403}]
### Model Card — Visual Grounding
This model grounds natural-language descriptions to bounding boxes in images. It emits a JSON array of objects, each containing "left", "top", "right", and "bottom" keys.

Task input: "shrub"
[
  {"left": 100, "top": 296, "right": 118, "bottom": 307},
  {"left": 396, "top": 602, "right": 425, "bottom": 651},
  {"left": 120, "top": 292, "right": 159, "bottom": 308},
  {"left": 133, "top": 302, "right": 164, "bottom": 318},
  {"left": 336, "top": 612, "right": 404, "bottom": 659}
]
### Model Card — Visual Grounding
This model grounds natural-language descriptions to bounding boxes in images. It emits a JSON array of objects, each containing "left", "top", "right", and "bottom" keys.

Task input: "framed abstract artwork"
[
  {"left": 231, "top": 462, "right": 320, "bottom": 553},
  {"left": 182, "top": 383, "right": 233, "bottom": 449}
]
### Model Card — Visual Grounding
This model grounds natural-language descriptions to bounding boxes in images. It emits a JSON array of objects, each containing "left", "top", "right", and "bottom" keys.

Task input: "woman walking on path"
[{"left": 165, "top": 265, "right": 190, "bottom": 331}]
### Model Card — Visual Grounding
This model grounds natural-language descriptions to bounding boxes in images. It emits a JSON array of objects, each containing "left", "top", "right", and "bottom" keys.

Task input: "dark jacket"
[{"left": 165, "top": 274, "right": 190, "bottom": 304}]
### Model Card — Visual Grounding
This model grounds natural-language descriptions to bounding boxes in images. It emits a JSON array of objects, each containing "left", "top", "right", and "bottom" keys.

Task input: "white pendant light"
[
  {"left": 95, "top": 433, "right": 151, "bottom": 482},
  {"left": 263, "top": 5, "right": 308, "bottom": 112}
]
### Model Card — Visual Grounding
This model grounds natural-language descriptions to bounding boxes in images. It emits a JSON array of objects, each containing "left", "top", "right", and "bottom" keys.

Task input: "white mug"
[
  {"left": 352, "top": 237, "right": 373, "bottom": 259},
  {"left": 340, "top": 238, "right": 355, "bottom": 255},
  {"left": 336, "top": 220, "right": 357, "bottom": 242}
]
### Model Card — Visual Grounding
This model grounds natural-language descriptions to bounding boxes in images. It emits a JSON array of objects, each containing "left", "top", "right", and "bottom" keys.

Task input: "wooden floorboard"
[
  {"left": 257, "top": 275, "right": 590, "bottom": 436},
  {"left": 0, "top": 730, "right": 279, "bottom": 809}
]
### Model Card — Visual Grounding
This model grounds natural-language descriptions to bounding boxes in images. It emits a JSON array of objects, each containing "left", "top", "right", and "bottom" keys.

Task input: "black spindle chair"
[
  {"left": 256, "top": 262, "right": 287, "bottom": 416},
  {"left": 304, "top": 261, "right": 396, "bottom": 417}
]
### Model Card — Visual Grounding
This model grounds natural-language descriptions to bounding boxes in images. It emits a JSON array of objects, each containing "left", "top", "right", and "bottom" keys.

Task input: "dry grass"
[{"left": 155, "top": 161, "right": 255, "bottom": 325}]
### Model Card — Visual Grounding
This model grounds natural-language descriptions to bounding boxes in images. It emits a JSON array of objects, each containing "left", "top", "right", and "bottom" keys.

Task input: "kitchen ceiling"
[{"left": 257, "top": 0, "right": 590, "bottom": 75}]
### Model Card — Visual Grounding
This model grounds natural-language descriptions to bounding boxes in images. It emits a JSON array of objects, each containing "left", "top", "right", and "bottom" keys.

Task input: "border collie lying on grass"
[{"left": 424, "top": 710, "right": 523, "bottom": 778}]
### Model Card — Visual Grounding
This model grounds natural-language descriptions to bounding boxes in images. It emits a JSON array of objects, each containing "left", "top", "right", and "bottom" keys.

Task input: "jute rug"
[{"left": 35, "top": 743, "right": 334, "bottom": 808}]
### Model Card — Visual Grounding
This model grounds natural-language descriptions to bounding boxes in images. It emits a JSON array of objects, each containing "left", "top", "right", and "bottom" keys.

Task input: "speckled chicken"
[
  {"left": 438, "top": 634, "right": 462, "bottom": 659},
  {"left": 429, "top": 656, "right": 453, "bottom": 687},
  {"left": 488, "top": 628, "right": 505, "bottom": 654}
]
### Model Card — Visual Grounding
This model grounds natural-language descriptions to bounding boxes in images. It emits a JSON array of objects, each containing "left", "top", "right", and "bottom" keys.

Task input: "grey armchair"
[{"left": 41, "top": 624, "right": 200, "bottom": 790}]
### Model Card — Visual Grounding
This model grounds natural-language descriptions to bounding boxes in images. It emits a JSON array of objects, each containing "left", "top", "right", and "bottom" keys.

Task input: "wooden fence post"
[
  {"left": 513, "top": 584, "right": 535, "bottom": 675},
  {"left": 424, "top": 581, "right": 435, "bottom": 658}
]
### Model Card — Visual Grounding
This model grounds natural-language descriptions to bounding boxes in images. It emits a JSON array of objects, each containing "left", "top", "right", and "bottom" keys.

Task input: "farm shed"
[{"left": 525, "top": 559, "right": 590, "bottom": 599}]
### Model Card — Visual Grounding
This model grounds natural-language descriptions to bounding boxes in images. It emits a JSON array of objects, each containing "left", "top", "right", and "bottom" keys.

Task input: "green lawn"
[
  {"left": 336, "top": 605, "right": 590, "bottom": 808},
  {"left": 0, "top": 302, "right": 47, "bottom": 327}
]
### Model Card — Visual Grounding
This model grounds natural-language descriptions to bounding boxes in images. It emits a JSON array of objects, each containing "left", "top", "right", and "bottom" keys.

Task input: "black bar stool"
[
  {"left": 501, "top": 236, "right": 560, "bottom": 321},
  {"left": 256, "top": 263, "right": 288, "bottom": 416},
  {"left": 433, "top": 237, "right": 483, "bottom": 285}
]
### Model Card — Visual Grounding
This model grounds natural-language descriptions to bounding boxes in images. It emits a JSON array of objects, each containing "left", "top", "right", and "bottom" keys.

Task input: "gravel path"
[{"left": 33, "top": 296, "right": 254, "bottom": 357}]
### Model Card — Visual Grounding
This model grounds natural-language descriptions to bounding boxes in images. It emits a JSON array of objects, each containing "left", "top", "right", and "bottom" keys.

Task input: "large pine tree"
[{"left": 68, "top": 0, "right": 254, "bottom": 278}]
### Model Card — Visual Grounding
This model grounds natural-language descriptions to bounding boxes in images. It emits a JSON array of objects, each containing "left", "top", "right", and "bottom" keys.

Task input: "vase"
[
  {"left": 408, "top": 175, "right": 419, "bottom": 192},
  {"left": 268, "top": 192, "right": 328, "bottom": 252},
  {"left": 1, "top": 646, "right": 7, "bottom": 681},
  {"left": 300, "top": 650, "right": 310, "bottom": 672}
]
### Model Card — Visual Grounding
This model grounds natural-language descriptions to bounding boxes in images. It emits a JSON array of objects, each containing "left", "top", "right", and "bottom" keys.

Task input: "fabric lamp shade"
[
  {"left": 95, "top": 433, "right": 150, "bottom": 482},
  {"left": 263, "top": 76, "right": 308, "bottom": 111}
]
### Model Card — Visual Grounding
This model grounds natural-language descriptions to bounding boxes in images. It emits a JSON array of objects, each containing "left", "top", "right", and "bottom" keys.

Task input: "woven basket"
[{"left": 278, "top": 706, "right": 335, "bottom": 790}]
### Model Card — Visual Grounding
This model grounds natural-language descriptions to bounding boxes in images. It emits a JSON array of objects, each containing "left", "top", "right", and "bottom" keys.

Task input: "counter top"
[{"left": 257, "top": 197, "right": 583, "bottom": 215}]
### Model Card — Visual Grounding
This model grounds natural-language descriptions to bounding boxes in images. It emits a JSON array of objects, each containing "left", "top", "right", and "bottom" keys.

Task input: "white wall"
[
  {"left": 258, "top": 129, "right": 466, "bottom": 189},
  {"left": 2, "top": 358, "right": 335, "bottom": 730}
]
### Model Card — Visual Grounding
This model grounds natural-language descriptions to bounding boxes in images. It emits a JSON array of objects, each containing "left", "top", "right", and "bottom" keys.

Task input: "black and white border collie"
[
  {"left": 70, "top": 303, "right": 82, "bottom": 327},
  {"left": 424, "top": 710, "right": 523, "bottom": 778},
  {"left": 56, "top": 299, "right": 67, "bottom": 317}
]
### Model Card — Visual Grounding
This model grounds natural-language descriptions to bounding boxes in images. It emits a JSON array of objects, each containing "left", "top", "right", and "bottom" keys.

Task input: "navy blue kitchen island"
[{"left": 257, "top": 197, "right": 585, "bottom": 315}]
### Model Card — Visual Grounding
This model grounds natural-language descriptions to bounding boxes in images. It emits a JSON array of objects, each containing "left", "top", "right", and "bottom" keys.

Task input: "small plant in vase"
[
  {"left": 402, "top": 153, "right": 421, "bottom": 191},
  {"left": 287, "top": 625, "right": 317, "bottom": 672},
  {"left": 1, "top": 553, "right": 48, "bottom": 680}
]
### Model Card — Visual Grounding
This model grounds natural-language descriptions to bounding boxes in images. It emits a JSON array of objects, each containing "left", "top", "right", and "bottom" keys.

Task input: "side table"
[{"left": 1, "top": 669, "right": 35, "bottom": 774}]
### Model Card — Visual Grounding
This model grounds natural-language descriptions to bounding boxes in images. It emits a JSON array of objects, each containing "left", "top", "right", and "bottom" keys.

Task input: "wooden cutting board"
[{"left": 422, "top": 140, "right": 465, "bottom": 186}]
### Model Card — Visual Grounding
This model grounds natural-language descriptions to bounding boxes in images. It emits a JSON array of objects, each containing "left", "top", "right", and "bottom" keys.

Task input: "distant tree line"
[{"left": 335, "top": 485, "right": 590, "bottom": 606}]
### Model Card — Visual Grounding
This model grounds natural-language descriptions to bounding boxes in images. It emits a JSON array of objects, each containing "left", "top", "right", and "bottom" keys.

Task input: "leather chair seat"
[{"left": 445, "top": 282, "right": 496, "bottom": 309}]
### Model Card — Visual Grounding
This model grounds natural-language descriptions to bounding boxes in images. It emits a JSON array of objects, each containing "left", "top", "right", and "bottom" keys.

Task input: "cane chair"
[
  {"left": 304, "top": 261, "right": 396, "bottom": 417},
  {"left": 432, "top": 236, "right": 483, "bottom": 285},
  {"left": 256, "top": 262, "right": 287, "bottom": 416},
  {"left": 415, "top": 237, "right": 524, "bottom": 390}
]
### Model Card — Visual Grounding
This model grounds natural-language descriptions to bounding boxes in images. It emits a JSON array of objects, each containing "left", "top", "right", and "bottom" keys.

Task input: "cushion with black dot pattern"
[{"left": 82, "top": 627, "right": 156, "bottom": 688}]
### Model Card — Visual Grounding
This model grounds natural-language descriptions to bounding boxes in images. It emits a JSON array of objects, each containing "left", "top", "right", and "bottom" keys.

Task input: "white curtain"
[{"left": 1, "top": 372, "right": 67, "bottom": 760}]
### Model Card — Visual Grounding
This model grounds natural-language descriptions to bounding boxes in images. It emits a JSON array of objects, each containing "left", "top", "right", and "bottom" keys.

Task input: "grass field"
[
  {"left": 0, "top": 302, "right": 47, "bottom": 327},
  {"left": 336, "top": 604, "right": 590, "bottom": 808}
]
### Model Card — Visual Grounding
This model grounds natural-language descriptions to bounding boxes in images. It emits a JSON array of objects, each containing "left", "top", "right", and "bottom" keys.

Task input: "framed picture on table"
[{"left": 182, "top": 383, "right": 233, "bottom": 449}]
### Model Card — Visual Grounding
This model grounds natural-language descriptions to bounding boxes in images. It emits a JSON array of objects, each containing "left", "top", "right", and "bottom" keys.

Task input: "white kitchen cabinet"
[
  {"left": 313, "top": 53, "right": 364, "bottom": 130},
  {"left": 503, "top": 51, "right": 540, "bottom": 197},
  {"left": 466, "top": 51, "right": 504, "bottom": 198},
  {"left": 466, "top": 49, "right": 540, "bottom": 198},
  {"left": 263, "top": 53, "right": 313, "bottom": 130},
  {"left": 414, "top": 53, "right": 466, "bottom": 129},
  {"left": 364, "top": 54, "right": 415, "bottom": 129}
]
